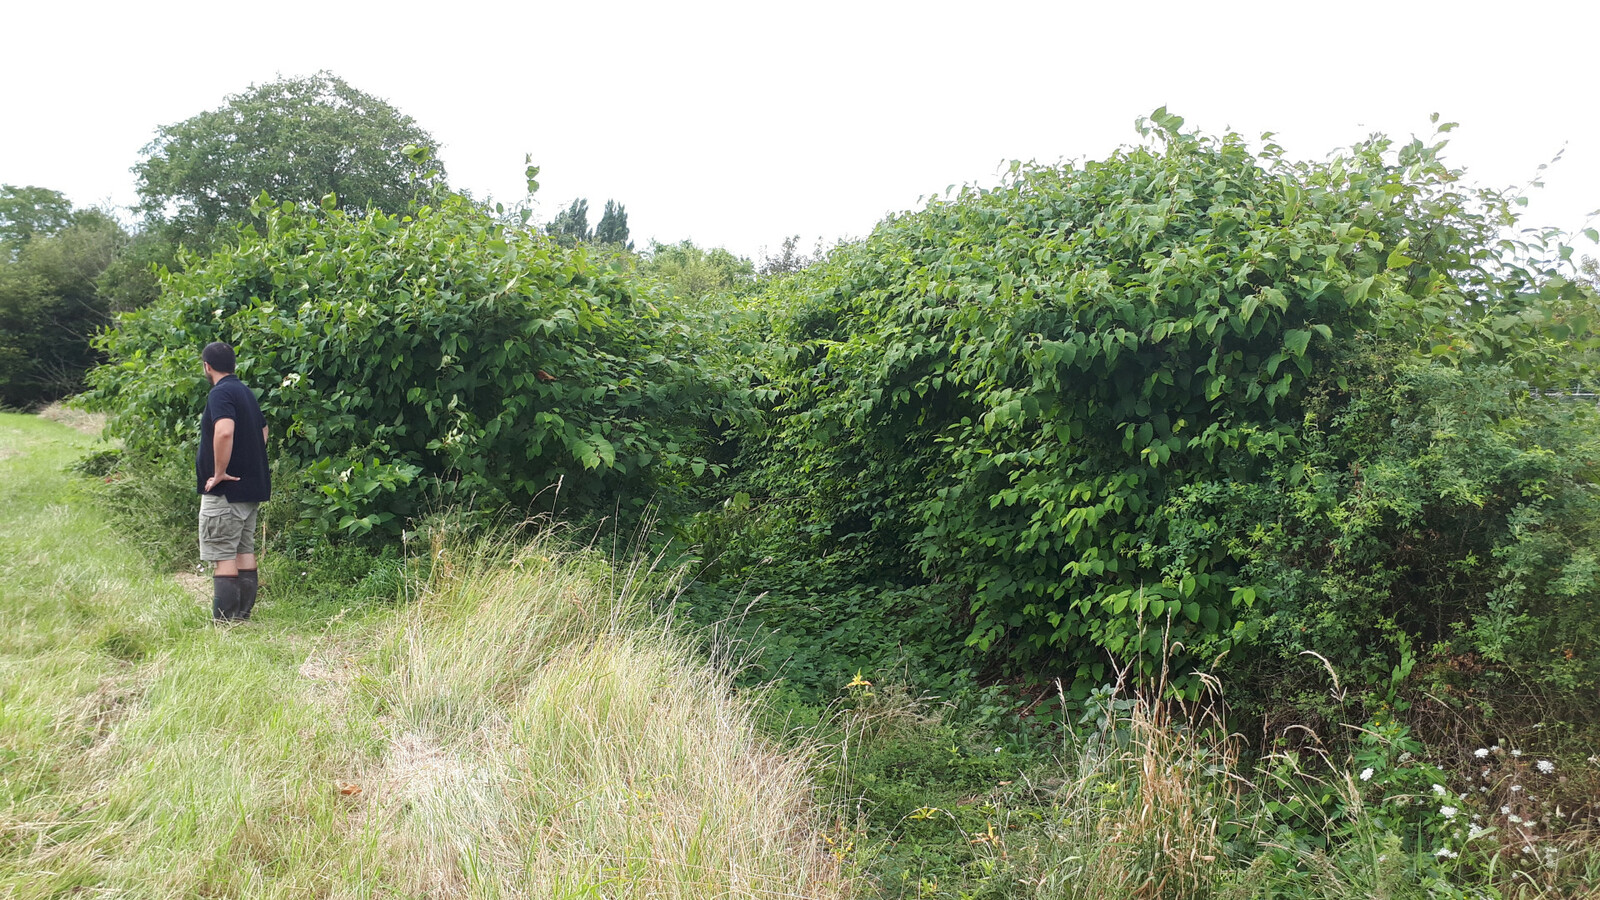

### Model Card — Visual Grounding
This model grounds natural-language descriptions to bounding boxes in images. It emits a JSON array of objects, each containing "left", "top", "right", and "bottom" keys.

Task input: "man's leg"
[
  {"left": 236, "top": 552, "right": 258, "bottom": 619},
  {"left": 212, "top": 556, "right": 243, "bottom": 620},
  {"left": 234, "top": 503, "right": 261, "bottom": 619},
  {"left": 201, "top": 496, "right": 247, "bottom": 621}
]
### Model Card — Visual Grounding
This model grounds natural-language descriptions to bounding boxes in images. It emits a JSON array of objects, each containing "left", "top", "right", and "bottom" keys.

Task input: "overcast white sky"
[{"left": 5, "top": 0, "right": 1597, "bottom": 262}]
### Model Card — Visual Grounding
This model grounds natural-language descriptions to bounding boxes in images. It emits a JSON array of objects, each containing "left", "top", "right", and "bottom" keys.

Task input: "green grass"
[
  {"left": 0, "top": 413, "right": 392, "bottom": 897},
  {"left": 0, "top": 413, "right": 846, "bottom": 898}
]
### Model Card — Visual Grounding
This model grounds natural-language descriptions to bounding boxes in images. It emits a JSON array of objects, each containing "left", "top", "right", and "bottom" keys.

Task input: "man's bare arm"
[{"left": 207, "top": 418, "right": 239, "bottom": 492}]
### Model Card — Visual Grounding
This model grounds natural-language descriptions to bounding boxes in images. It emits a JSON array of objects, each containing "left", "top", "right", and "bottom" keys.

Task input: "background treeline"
[{"left": 27, "top": 73, "right": 1600, "bottom": 895}]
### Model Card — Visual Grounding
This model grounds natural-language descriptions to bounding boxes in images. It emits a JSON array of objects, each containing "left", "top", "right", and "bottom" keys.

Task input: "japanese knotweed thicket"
[
  {"left": 88, "top": 194, "right": 731, "bottom": 540},
  {"left": 730, "top": 111, "right": 1599, "bottom": 703}
]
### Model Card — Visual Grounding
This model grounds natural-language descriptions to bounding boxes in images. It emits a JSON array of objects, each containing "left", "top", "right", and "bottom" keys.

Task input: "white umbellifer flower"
[
  {"left": 1399, "top": 751, "right": 1413, "bottom": 763},
  {"left": 1359, "top": 767, "right": 1375, "bottom": 782},
  {"left": 1512, "top": 749, "right": 1523, "bottom": 758},
  {"left": 1474, "top": 748, "right": 1490, "bottom": 758},
  {"left": 1468, "top": 823, "right": 1488, "bottom": 840},
  {"left": 1440, "top": 806, "right": 1458, "bottom": 819},
  {"left": 1537, "top": 760, "right": 1554, "bottom": 774},
  {"left": 1522, "top": 845, "right": 1533, "bottom": 855},
  {"left": 1501, "top": 806, "right": 1512, "bottom": 815},
  {"left": 1511, "top": 784, "right": 1523, "bottom": 793},
  {"left": 1509, "top": 814, "right": 1523, "bottom": 824},
  {"left": 1432, "top": 784, "right": 1447, "bottom": 796},
  {"left": 1434, "top": 847, "right": 1458, "bottom": 859}
]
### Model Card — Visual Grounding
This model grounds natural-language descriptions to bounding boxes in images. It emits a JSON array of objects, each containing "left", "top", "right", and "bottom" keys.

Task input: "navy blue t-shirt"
[{"left": 197, "top": 375, "right": 271, "bottom": 502}]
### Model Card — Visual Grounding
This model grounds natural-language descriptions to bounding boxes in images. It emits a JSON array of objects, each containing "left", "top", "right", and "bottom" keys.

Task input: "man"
[{"left": 197, "top": 341, "right": 270, "bottom": 621}]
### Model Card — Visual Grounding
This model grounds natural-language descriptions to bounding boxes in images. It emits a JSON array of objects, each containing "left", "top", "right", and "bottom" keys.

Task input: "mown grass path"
[
  {"left": 0, "top": 413, "right": 392, "bottom": 897},
  {"left": 0, "top": 413, "right": 845, "bottom": 899}
]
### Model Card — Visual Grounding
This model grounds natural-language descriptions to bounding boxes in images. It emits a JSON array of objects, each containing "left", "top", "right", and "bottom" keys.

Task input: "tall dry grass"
[
  {"left": 978, "top": 688, "right": 1242, "bottom": 900},
  {"left": 361, "top": 529, "right": 848, "bottom": 898}
]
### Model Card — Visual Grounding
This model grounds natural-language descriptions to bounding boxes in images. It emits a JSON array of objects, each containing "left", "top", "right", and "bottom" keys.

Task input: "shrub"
[
  {"left": 86, "top": 193, "right": 734, "bottom": 542},
  {"left": 713, "top": 111, "right": 1597, "bottom": 703}
]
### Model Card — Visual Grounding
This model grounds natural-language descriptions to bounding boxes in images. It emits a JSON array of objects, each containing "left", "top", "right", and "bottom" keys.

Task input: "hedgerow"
[
  {"left": 87, "top": 193, "right": 735, "bottom": 542},
  {"left": 706, "top": 111, "right": 1599, "bottom": 703}
]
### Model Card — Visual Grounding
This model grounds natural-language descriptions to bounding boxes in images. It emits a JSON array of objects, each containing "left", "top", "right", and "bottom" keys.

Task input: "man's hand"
[{"left": 205, "top": 472, "right": 239, "bottom": 492}]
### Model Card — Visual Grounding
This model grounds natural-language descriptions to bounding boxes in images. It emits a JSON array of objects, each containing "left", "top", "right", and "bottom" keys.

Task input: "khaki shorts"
[{"left": 199, "top": 493, "right": 259, "bottom": 561}]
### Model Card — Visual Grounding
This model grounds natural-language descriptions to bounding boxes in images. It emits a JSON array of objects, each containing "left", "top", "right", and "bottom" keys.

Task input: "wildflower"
[
  {"left": 1359, "top": 767, "right": 1375, "bottom": 782},
  {"left": 1501, "top": 806, "right": 1512, "bottom": 815},
  {"left": 1512, "top": 749, "right": 1523, "bottom": 758},
  {"left": 1440, "top": 806, "right": 1458, "bottom": 819},
  {"left": 1522, "top": 845, "right": 1533, "bottom": 855},
  {"left": 1435, "top": 847, "right": 1459, "bottom": 859},
  {"left": 1468, "top": 823, "right": 1489, "bottom": 840},
  {"left": 1432, "top": 784, "right": 1447, "bottom": 796},
  {"left": 1511, "top": 784, "right": 1523, "bottom": 793},
  {"left": 1474, "top": 748, "right": 1490, "bottom": 758},
  {"left": 1536, "top": 760, "right": 1555, "bottom": 774},
  {"left": 1398, "top": 751, "right": 1413, "bottom": 763},
  {"left": 1509, "top": 814, "right": 1523, "bottom": 824}
]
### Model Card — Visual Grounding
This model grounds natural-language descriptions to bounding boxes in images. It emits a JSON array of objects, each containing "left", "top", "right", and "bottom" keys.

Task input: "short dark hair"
[{"left": 201, "top": 341, "right": 236, "bottom": 373}]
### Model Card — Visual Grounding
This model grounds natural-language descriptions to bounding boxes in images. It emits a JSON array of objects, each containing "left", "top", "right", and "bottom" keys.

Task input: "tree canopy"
[
  {"left": 594, "top": 200, "right": 632, "bottom": 249},
  {"left": 546, "top": 198, "right": 591, "bottom": 246},
  {"left": 0, "top": 185, "right": 75, "bottom": 253},
  {"left": 132, "top": 71, "right": 445, "bottom": 246},
  {"left": 0, "top": 209, "right": 125, "bottom": 407}
]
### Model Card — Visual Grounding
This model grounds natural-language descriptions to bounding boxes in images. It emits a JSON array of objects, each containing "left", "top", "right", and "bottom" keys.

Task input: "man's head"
[{"left": 201, "top": 342, "right": 236, "bottom": 381}]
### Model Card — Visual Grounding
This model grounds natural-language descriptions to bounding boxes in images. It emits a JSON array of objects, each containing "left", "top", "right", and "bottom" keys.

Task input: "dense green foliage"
[
  {"left": 546, "top": 198, "right": 592, "bottom": 245},
  {"left": 0, "top": 208, "right": 126, "bottom": 407},
  {"left": 691, "top": 112, "right": 1600, "bottom": 711},
  {"left": 0, "top": 184, "right": 74, "bottom": 251},
  {"left": 133, "top": 72, "right": 446, "bottom": 247},
  {"left": 87, "top": 193, "right": 731, "bottom": 542},
  {"left": 638, "top": 239, "right": 757, "bottom": 301},
  {"left": 594, "top": 199, "right": 632, "bottom": 249}
]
